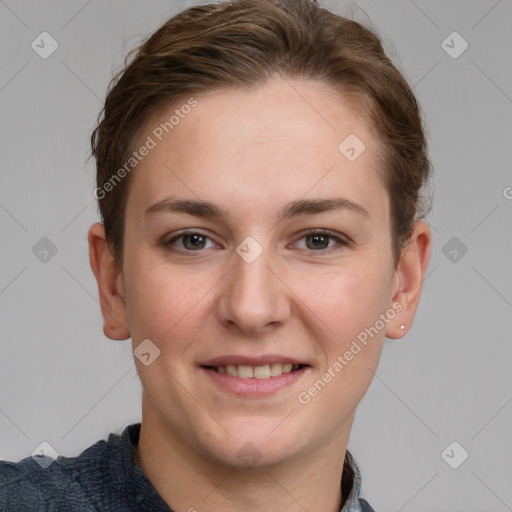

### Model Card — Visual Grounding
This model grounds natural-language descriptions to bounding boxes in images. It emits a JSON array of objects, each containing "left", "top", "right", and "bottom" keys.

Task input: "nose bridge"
[{"left": 218, "top": 238, "right": 289, "bottom": 332}]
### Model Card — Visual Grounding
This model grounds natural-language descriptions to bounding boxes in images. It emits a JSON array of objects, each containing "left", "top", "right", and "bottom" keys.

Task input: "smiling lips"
[
  {"left": 205, "top": 363, "right": 303, "bottom": 379},
  {"left": 200, "top": 355, "right": 309, "bottom": 381},
  {"left": 200, "top": 356, "right": 309, "bottom": 395}
]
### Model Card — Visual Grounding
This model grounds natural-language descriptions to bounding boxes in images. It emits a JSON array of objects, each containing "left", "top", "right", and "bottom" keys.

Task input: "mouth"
[
  {"left": 201, "top": 363, "right": 308, "bottom": 380},
  {"left": 199, "top": 355, "right": 310, "bottom": 396}
]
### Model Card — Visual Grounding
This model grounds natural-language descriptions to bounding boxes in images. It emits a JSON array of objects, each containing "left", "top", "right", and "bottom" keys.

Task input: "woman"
[{"left": 0, "top": 0, "right": 431, "bottom": 510}]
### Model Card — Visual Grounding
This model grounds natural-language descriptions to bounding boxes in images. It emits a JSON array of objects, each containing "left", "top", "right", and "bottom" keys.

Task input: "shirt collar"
[{"left": 341, "top": 450, "right": 373, "bottom": 511}]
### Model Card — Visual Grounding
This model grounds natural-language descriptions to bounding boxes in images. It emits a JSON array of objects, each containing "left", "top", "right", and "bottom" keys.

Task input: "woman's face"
[{"left": 118, "top": 77, "right": 406, "bottom": 467}]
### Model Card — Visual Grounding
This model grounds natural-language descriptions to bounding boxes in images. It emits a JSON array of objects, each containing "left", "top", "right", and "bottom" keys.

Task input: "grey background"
[{"left": 0, "top": 1, "right": 511, "bottom": 510}]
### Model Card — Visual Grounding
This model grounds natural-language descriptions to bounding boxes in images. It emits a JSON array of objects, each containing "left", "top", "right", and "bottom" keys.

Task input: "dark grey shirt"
[{"left": 0, "top": 423, "right": 375, "bottom": 511}]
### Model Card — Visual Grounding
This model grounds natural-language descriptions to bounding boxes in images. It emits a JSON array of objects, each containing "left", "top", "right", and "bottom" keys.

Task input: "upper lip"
[{"left": 200, "top": 354, "right": 309, "bottom": 367}]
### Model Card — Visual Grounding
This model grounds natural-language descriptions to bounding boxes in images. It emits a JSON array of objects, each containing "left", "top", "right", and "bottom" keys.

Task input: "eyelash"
[{"left": 164, "top": 229, "right": 348, "bottom": 255}]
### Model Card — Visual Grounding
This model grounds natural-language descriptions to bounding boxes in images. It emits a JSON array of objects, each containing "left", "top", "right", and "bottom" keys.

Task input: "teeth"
[
  {"left": 237, "top": 365, "right": 253, "bottom": 379},
  {"left": 214, "top": 363, "right": 301, "bottom": 379},
  {"left": 254, "top": 364, "right": 271, "bottom": 379},
  {"left": 226, "top": 365, "right": 237, "bottom": 377},
  {"left": 270, "top": 363, "right": 283, "bottom": 377}
]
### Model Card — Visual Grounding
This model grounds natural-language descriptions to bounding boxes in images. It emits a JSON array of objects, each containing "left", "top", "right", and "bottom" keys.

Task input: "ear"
[
  {"left": 88, "top": 222, "right": 131, "bottom": 340},
  {"left": 385, "top": 220, "right": 431, "bottom": 339}
]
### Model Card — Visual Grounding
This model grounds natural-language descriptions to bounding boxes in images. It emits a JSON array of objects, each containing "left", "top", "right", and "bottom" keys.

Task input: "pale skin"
[{"left": 88, "top": 76, "right": 431, "bottom": 512}]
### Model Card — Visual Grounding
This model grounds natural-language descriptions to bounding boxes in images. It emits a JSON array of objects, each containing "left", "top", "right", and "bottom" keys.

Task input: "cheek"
[
  {"left": 291, "top": 261, "right": 390, "bottom": 403},
  {"left": 296, "top": 269, "right": 386, "bottom": 415},
  {"left": 295, "top": 264, "right": 389, "bottom": 337},
  {"left": 124, "top": 253, "right": 216, "bottom": 344}
]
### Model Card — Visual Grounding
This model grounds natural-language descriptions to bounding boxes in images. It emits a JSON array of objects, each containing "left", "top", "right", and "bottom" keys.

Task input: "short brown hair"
[{"left": 91, "top": 0, "right": 432, "bottom": 269}]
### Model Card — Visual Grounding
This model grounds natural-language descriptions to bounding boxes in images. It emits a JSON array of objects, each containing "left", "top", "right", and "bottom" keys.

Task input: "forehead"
[{"left": 126, "top": 77, "right": 388, "bottom": 224}]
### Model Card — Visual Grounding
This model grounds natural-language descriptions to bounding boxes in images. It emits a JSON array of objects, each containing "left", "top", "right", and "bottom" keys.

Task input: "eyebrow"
[{"left": 145, "top": 197, "right": 370, "bottom": 222}]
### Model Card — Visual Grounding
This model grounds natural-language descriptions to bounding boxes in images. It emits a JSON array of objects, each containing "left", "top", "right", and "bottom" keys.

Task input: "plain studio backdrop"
[{"left": 0, "top": 1, "right": 511, "bottom": 511}]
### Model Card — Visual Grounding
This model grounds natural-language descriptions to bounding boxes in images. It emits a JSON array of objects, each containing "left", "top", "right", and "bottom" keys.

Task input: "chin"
[{"left": 202, "top": 418, "right": 312, "bottom": 468}]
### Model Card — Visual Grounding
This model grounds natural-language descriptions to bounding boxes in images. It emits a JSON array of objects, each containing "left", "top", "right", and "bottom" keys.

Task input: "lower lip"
[{"left": 200, "top": 366, "right": 309, "bottom": 396}]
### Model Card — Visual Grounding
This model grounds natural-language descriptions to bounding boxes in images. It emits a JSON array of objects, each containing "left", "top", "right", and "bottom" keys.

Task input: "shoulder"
[{"left": 0, "top": 424, "right": 138, "bottom": 512}]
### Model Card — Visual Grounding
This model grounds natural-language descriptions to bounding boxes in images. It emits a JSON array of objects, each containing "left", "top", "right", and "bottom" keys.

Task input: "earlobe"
[
  {"left": 386, "top": 220, "right": 431, "bottom": 340},
  {"left": 88, "top": 222, "right": 131, "bottom": 340}
]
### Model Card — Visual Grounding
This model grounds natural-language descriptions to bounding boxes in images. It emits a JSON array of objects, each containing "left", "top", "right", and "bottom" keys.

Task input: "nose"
[{"left": 217, "top": 243, "right": 290, "bottom": 335}]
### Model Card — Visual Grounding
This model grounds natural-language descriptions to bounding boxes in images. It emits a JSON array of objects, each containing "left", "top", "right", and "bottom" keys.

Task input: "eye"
[
  {"left": 293, "top": 229, "right": 348, "bottom": 251},
  {"left": 163, "top": 229, "right": 348, "bottom": 255},
  {"left": 164, "top": 231, "right": 218, "bottom": 252}
]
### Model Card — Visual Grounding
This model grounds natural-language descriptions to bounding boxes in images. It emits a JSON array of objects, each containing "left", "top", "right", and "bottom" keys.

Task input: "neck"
[{"left": 135, "top": 405, "right": 353, "bottom": 512}]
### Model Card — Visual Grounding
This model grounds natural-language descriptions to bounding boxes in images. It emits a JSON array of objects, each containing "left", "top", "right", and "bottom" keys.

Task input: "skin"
[{"left": 88, "top": 76, "right": 431, "bottom": 512}]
